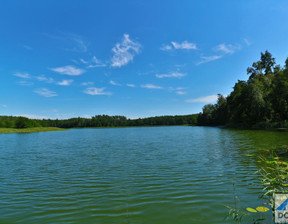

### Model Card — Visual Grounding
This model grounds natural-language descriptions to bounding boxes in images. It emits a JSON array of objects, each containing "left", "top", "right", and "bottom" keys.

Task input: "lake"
[{"left": 1, "top": 126, "right": 288, "bottom": 223}]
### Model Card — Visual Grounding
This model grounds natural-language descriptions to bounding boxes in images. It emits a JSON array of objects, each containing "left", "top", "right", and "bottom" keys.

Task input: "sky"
[{"left": 1, "top": 0, "right": 288, "bottom": 119}]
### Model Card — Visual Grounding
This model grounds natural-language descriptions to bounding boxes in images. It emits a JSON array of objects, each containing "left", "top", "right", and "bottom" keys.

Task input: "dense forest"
[
  {"left": 0, "top": 114, "right": 198, "bottom": 129},
  {"left": 197, "top": 51, "right": 288, "bottom": 128}
]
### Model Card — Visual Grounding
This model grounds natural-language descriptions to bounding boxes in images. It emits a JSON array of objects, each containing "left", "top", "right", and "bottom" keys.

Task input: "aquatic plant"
[{"left": 226, "top": 149, "right": 288, "bottom": 223}]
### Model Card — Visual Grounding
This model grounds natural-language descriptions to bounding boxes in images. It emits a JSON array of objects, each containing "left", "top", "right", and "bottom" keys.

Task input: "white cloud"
[
  {"left": 35, "top": 75, "right": 55, "bottom": 83},
  {"left": 72, "top": 36, "right": 88, "bottom": 52},
  {"left": 34, "top": 88, "right": 57, "bottom": 97},
  {"left": 168, "top": 87, "right": 186, "bottom": 95},
  {"left": 176, "top": 91, "right": 186, "bottom": 95},
  {"left": 156, "top": 72, "right": 186, "bottom": 79},
  {"left": 83, "top": 87, "right": 112, "bottom": 96},
  {"left": 1, "top": 105, "right": 7, "bottom": 108},
  {"left": 13, "top": 72, "right": 31, "bottom": 79},
  {"left": 51, "top": 65, "right": 85, "bottom": 76},
  {"left": 141, "top": 84, "right": 163, "bottom": 89},
  {"left": 127, "top": 84, "right": 136, "bottom": 88},
  {"left": 81, "top": 82, "right": 94, "bottom": 86},
  {"left": 17, "top": 81, "right": 34, "bottom": 86},
  {"left": 71, "top": 59, "right": 80, "bottom": 65},
  {"left": 80, "top": 56, "right": 106, "bottom": 68},
  {"left": 111, "top": 34, "right": 141, "bottom": 67},
  {"left": 185, "top": 95, "right": 218, "bottom": 103},
  {"left": 80, "top": 58, "right": 88, "bottom": 64},
  {"left": 88, "top": 56, "right": 106, "bottom": 68},
  {"left": 197, "top": 43, "right": 241, "bottom": 65},
  {"left": 17, "top": 114, "right": 49, "bottom": 119},
  {"left": 82, "top": 114, "right": 92, "bottom": 118},
  {"left": 214, "top": 43, "right": 241, "bottom": 54},
  {"left": 160, "top": 45, "right": 172, "bottom": 51},
  {"left": 161, "top": 41, "right": 197, "bottom": 51},
  {"left": 197, "top": 55, "right": 222, "bottom": 65},
  {"left": 171, "top": 41, "right": 197, "bottom": 50},
  {"left": 243, "top": 38, "right": 251, "bottom": 46},
  {"left": 109, "top": 80, "right": 121, "bottom": 86},
  {"left": 57, "top": 79, "right": 73, "bottom": 86}
]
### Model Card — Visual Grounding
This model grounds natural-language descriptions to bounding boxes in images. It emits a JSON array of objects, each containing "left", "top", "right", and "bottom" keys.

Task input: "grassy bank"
[{"left": 0, "top": 127, "right": 68, "bottom": 134}]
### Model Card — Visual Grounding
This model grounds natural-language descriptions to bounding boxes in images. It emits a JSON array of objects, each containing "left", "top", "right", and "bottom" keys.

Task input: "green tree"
[
  {"left": 260, "top": 50, "right": 276, "bottom": 75},
  {"left": 285, "top": 57, "right": 288, "bottom": 69},
  {"left": 247, "top": 50, "right": 276, "bottom": 80},
  {"left": 15, "top": 117, "right": 33, "bottom": 129}
]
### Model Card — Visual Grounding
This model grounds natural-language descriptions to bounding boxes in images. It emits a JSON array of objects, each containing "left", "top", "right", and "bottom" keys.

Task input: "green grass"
[{"left": 0, "top": 127, "right": 68, "bottom": 134}]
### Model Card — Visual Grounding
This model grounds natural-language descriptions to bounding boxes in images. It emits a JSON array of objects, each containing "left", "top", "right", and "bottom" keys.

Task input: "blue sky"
[{"left": 1, "top": 0, "right": 288, "bottom": 119}]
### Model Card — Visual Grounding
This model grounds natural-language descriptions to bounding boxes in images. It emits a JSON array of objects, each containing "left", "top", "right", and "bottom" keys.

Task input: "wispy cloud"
[
  {"left": 80, "top": 56, "right": 106, "bottom": 68},
  {"left": 141, "top": 84, "right": 163, "bottom": 89},
  {"left": 51, "top": 65, "right": 85, "bottom": 76},
  {"left": 156, "top": 72, "right": 186, "bottom": 79},
  {"left": 34, "top": 88, "right": 57, "bottom": 97},
  {"left": 81, "top": 82, "right": 94, "bottom": 86},
  {"left": 197, "top": 43, "right": 241, "bottom": 65},
  {"left": 176, "top": 91, "right": 186, "bottom": 95},
  {"left": 17, "top": 81, "right": 34, "bottom": 86},
  {"left": 109, "top": 80, "right": 121, "bottom": 86},
  {"left": 197, "top": 55, "right": 222, "bottom": 65},
  {"left": 160, "top": 45, "right": 172, "bottom": 51},
  {"left": 82, "top": 114, "right": 92, "bottom": 119},
  {"left": 71, "top": 36, "right": 88, "bottom": 52},
  {"left": 57, "top": 79, "right": 74, "bottom": 86},
  {"left": 185, "top": 95, "right": 218, "bottom": 103},
  {"left": 46, "top": 32, "right": 88, "bottom": 53},
  {"left": 17, "top": 114, "right": 48, "bottom": 119},
  {"left": 214, "top": 43, "right": 241, "bottom": 54},
  {"left": 35, "top": 75, "right": 55, "bottom": 83},
  {"left": 243, "top": 38, "right": 251, "bottom": 46},
  {"left": 71, "top": 59, "right": 80, "bottom": 65},
  {"left": 171, "top": 41, "right": 197, "bottom": 50},
  {"left": 23, "top": 45, "right": 33, "bottom": 50},
  {"left": 111, "top": 34, "right": 141, "bottom": 67},
  {"left": 1, "top": 105, "right": 7, "bottom": 108},
  {"left": 169, "top": 87, "right": 186, "bottom": 95},
  {"left": 13, "top": 72, "right": 31, "bottom": 79},
  {"left": 88, "top": 56, "right": 106, "bottom": 68},
  {"left": 80, "top": 58, "right": 88, "bottom": 64},
  {"left": 83, "top": 87, "right": 112, "bottom": 96},
  {"left": 161, "top": 41, "right": 197, "bottom": 51},
  {"left": 127, "top": 84, "right": 136, "bottom": 88}
]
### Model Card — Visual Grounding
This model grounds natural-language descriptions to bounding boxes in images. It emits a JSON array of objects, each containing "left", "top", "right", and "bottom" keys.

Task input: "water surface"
[{"left": 1, "top": 126, "right": 288, "bottom": 223}]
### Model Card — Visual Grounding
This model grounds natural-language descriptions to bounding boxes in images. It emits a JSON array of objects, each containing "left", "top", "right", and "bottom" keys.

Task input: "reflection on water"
[{"left": 0, "top": 127, "right": 288, "bottom": 223}]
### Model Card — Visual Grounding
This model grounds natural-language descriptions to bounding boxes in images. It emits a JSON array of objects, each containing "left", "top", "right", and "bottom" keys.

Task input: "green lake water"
[{"left": 1, "top": 126, "right": 288, "bottom": 224}]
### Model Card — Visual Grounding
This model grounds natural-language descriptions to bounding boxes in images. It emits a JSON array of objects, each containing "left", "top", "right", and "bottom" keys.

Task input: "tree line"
[
  {"left": 0, "top": 114, "right": 199, "bottom": 129},
  {"left": 197, "top": 51, "right": 288, "bottom": 128}
]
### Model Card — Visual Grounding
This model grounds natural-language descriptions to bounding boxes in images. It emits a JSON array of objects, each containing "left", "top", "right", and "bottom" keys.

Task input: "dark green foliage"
[
  {"left": 0, "top": 114, "right": 198, "bottom": 129},
  {"left": 15, "top": 117, "right": 32, "bottom": 129},
  {"left": 247, "top": 50, "right": 276, "bottom": 80},
  {"left": 198, "top": 51, "right": 288, "bottom": 128},
  {"left": 0, "top": 116, "right": 16, "bottom": 128}
]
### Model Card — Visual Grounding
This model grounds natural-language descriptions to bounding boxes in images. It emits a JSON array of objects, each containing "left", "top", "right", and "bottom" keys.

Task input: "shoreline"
[
  {"left": 0, "top": 127, "right": 68, "bottom": 134},
  {"left": 1, "top": 124, "right": 287, "bottom": 134}
]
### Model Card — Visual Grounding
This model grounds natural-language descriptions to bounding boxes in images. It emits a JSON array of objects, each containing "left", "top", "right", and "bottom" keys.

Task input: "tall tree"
[{"left": 247, "top": 50, "right": 276, "bottom": 80}]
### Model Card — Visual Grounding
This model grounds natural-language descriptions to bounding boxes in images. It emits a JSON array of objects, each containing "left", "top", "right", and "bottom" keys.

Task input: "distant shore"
[
  {"left": 0, "top": 127, "right": 68, "bottom": 134},
  {"left": 1, "top": 125, "right": 287, "bottom": 134}
]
